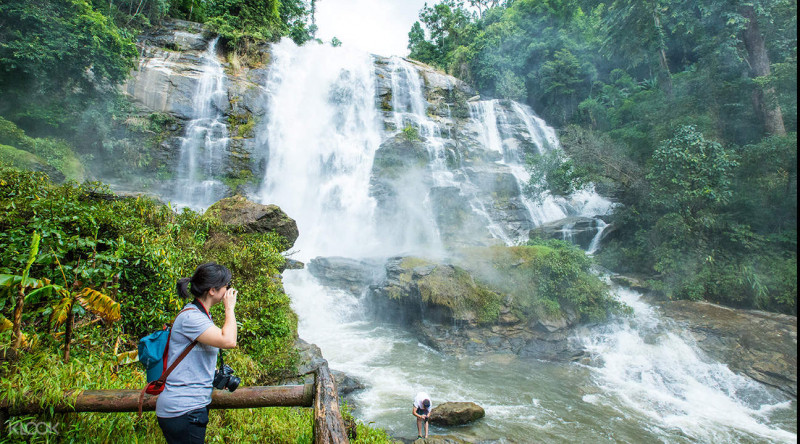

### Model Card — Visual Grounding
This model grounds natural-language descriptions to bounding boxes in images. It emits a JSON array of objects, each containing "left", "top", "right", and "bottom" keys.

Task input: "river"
[{"left": 286, "top": 269, "right": 796, "bottom": 443}]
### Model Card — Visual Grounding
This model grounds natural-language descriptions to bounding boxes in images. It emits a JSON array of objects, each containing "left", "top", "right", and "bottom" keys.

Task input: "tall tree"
[
  {"left": 740, "top": 4, "right": 786, "bottom": 135},
  {"left": 602, "top": 0, "right": 674, "bottom": 95}
]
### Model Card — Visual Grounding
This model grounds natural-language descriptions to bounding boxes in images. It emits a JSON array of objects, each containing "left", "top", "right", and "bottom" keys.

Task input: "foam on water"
[{"left": 581, "top": 286, "right": 796, "bottom": 443}]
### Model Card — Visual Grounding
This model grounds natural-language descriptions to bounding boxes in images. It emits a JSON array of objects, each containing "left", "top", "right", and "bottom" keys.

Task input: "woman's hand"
[
  {"left": 197, "top": 286, "right": 238, "bottom": 349},
  {"left": 223, "top": 287, "right": 237, "bottom": 311}
]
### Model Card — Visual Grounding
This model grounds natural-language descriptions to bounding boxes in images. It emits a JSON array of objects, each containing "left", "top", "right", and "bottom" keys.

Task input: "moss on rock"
[{"left": 204, "top": 195, "right": 299, "bottom": 250}]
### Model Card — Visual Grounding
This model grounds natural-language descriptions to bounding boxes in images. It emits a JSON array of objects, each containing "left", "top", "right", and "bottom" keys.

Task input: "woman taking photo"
[{"left": 156, "top": 262, "right": 238, "bottom": 443}]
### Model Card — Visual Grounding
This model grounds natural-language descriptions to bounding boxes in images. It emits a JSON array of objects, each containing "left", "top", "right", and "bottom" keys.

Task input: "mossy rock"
[
  {"left": 416, "top": 264, "right": 501, "bottom": 323},
  {"left": 382, "top": 256, "right": 502, "bottom": 324},
  {"left": 0, "top": 144, "right": 64, "bottom": 182},
  {"left": 429, "top": 402, "right": 485, "bottom": 426},
  {"left": 454, "top": 244, "right": 614, "bottom": 325},
  {"left": 372, "top": 134, "right": 429, "bottom": 179},
  {"left": 204, "top": 195, "right": 299, "bottom": 250}
]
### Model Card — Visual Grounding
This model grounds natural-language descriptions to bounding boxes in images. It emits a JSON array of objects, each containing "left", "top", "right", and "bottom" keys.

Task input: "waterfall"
[
  {"left": 468, "top": 99, "right": 614, "bottom": 233},
  {"left": 388, "top": 57, "right": 452, "bottom": 187},
  {"left": 256, "top": 39, "right": 383, "bottom": 260},
  {"left": 586, "top": 219, "right": 609, "bottom": 255},
  {"left": 169, "top": 38, "right": 229, "bottom": 210}
]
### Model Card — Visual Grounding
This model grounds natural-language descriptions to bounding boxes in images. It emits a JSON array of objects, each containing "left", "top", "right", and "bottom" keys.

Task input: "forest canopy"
[{"left": 409, "top": 0, "right": 797, "bottom": 313}]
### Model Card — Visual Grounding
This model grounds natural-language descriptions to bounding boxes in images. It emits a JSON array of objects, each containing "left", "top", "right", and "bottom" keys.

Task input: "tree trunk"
[
  {"left": 741, "top": 5, "right": 786, "bottom": 136},
  {"left": 11, "top": 286, "right": 25, "bottom": 350},
  {"left": 2, "top": 385, "right": 314, "bottom": 415},
  {"left": 64, "top": 305, "right": 74, "bottom": 362},
  {"left": 653, "top": 8, "right": 673, "bottom": 96}
]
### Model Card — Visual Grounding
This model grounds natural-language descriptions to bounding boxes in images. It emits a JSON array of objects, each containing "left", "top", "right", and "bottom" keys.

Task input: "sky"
[{"left": 314, "top": 0, "right": 433, "bottom": 57}]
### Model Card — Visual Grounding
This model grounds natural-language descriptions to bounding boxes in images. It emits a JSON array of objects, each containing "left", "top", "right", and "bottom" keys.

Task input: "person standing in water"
[{"left": 413, "top": 391, "right": 432, "bottom": 439}]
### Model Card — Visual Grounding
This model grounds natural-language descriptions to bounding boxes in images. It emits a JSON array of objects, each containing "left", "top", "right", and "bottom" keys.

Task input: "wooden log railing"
[{"left": 0, "top": 366, "right": 349, "bottom": 443}]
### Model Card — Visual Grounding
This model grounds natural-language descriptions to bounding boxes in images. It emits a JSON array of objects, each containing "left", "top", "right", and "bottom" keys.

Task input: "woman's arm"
[{"left": 197, "top": 288, "right": 237, "bottom": 349}]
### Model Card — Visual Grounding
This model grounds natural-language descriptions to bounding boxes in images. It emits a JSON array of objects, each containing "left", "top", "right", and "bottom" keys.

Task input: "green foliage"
[
  {"left": 526, "top": 149, "right": 591, "bottom": 199},
  {"left": 496, "top": 70, "right": 527, "bottom": 101},
  {"left": 0, "top": 117, "right": 84, "bottom": 182},
  {"left": 459, "top": 242, "right": 623, "bottom": 323},
  {"left": 353, "top": 423, "right": 395, "bottom": 443},
  {"left": 538, "top": 49, "right": 595, "bottom": 123},
  {"left": 204, "top": 0, "right": 313, "bottom": 48},
  {"left": 0, "top": 145, "right": 51, "bottom": 176},
  {"left": 401, "top": 124, "right": 420, "bottom": 141},
  {"left": 0, "top": 0, "right": 137, "bottom": 129},
  {"left": 408, "top": 0, "right": 477, "bottom": 69},
  {"left": 647, "top": 125, "right": 738, "bottom": 214},
  {"left": 0, "top": 167, "right": 298, "bottom": 371}
]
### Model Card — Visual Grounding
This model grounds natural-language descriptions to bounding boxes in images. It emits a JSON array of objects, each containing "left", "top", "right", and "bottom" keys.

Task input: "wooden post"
[
  {"left": 2, "top": 385, "right": 314, "bottom": 415},
  {"left": 313, "top": 365, "right": 349, "bottom": 444}
]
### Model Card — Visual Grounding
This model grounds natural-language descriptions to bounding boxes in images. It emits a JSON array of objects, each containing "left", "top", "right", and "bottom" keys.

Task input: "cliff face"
[{"left": 122, "top": 19, "right": 269, "bottom": 199}]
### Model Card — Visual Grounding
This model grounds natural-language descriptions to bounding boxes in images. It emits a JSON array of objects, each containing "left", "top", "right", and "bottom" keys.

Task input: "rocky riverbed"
[{"left": 654, "top": 299, "right": 797, "bottom": 398}]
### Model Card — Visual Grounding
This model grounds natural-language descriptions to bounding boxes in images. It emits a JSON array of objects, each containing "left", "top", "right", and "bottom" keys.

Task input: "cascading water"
[
  {"left": 252, "top": 39, "right": 795, "bottom": 442},
  {"left": 257, "top": 40, "right": 383, "bottom": 259},
  {"left": 169, "top": 37, "right": 229, "bottom": 210},
  {"left": 581, "top": 285, "right": 796, "bottom": 443}
]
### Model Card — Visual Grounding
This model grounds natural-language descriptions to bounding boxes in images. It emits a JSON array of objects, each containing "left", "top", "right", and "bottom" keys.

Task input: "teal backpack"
[
  {"left": 138, "top": 304, "right": 202, "bottom": 383},
  {"left": 138, "top": 327, "right": 171, "bottom": 383}
]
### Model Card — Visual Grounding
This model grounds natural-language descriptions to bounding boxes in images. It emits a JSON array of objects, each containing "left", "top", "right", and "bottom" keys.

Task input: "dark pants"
[{"left": 157, "top": 406, "right": 209, "bottom": 444}]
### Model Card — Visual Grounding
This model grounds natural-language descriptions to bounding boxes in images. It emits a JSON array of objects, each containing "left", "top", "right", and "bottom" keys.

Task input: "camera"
[{"left": 213, "top": 364, "right": 240, "bottom": 392}]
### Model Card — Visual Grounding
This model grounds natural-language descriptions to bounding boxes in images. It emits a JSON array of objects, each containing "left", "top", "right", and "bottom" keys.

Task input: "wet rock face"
[
  {"left": 529, "top": 216, "right": 605, "bottom": 250},
  {"left": 307, "top": 256, "right": 384, "bottom": 294},
  {"left": 367, "top": 254, "right": 587, "bottom": 361},
  {"left": 204, "top": 195, "right": 298, "bottom": 250},
  {"left": 123, "top": 19, "right": 268, "bottom": 197},
  {"left": 656, "top": 300, "right": 797, "bottom": 398},
  {"left": 330, "top": 370, "right": 366, "bottom": 396},
  {"left": 429, "top": 402, "right": 485, "bottom": 426}
]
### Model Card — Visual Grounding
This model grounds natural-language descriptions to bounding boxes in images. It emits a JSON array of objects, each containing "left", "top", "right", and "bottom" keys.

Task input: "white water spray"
[
  {"left": 257, "top": 39, "right": 383, "bottom": 260},
  {"left": 582, "top": 285, "right": 796, "bottom": 443}
]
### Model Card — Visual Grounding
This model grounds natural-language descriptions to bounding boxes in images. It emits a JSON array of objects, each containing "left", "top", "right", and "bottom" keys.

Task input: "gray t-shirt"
[{"left": 155, "top": 303, "right": 218, "bottom": 418}]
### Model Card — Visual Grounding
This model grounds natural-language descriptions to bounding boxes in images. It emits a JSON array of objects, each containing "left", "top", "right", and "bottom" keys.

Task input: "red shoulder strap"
[{"left": 161, "top": 307, "right": 197, "bottom": 374}]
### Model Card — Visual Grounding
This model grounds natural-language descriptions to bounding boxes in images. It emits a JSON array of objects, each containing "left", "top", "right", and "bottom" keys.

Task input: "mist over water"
[{"left": 243, "top": 39, "right": 796, "bottom": 442}]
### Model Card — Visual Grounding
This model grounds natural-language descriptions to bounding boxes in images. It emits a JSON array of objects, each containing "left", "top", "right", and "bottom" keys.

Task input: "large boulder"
[
  {"left": 367, "top": 252, "right": 590, "bottom": 360},
  {"left": 204, "top": 195, "right": 298, "bottom": 249},
  {"left": 307, "top": 256, "right": 383, "bottom": 294},
  {"left": 368, "top": 257, "right": 502, "bottom": 326},
  {"left": 656, "top": 300, "right": 797, "bottom": 398},
  {"left": 428, "top": 402, "right": 485, "bottom": 426}
]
